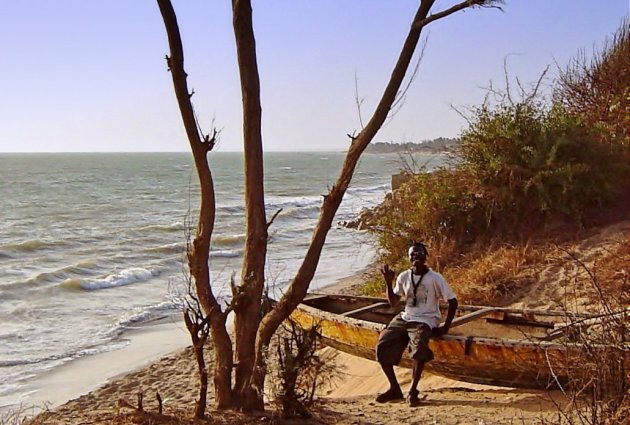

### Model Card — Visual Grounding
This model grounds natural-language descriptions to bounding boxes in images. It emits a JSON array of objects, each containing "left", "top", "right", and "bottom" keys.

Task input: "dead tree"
[{"left": 157, "top": 0, "right": 504, "bottom": 411}]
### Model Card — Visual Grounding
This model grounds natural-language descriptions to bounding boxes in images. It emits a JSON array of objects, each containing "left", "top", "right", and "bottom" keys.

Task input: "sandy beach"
[
  {"left": 9, "top": 220, "right": 625, "bottom": 424},
  {"left": 26, "top": 345, "right": 565, "bottom": 424},
  {"left": 14, "top": 320, "right": 191, "bottom": 411},
  {"left": 11, "top": 267, "right": 566, "bottom": 425}
]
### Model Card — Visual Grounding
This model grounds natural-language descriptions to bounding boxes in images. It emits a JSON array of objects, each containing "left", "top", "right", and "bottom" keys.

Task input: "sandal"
[
  {"left": 406, "top": 389, "right": 426, "bottom": 407},
  {"left": 375, "top": 387, "right": 404, "bottom": 403}
]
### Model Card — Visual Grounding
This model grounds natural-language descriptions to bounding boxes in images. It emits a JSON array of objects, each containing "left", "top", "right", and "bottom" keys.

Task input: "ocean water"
[{"left": 0, "top": 151, "right": 443, "bottom": 408}]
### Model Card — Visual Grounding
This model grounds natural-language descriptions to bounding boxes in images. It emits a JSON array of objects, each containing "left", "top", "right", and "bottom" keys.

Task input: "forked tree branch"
[
  {"left": 414, "top": 0, "right": 503, "bottom": 27},
  {"left": 417, "top": 0, "right": 503, "bottom": 28}
]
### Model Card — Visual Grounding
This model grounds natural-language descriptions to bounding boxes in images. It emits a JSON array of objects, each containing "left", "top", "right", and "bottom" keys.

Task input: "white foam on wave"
[
  {"left": 346, "top": 183, "right": 389, "bottom": 195},
  {"left": 279, "top": 205, "right": 320, "bottom": 220},
  {"left": 210, "top": 249, "right": 241, "bottom": 258},
  {"left": 1, "top": 261, "right": 103, "bottom": 295},
  {"left": 212, "top": 233, "right": 246, "bottom": 246},
  {"left": 147, "top": 242, "right": 185, "bottom": 254},
  {"left": 219, "top": 194, "right": 323, "bottom": 216},
  {"left": 112, "top": 301, "right": 180, "bottom": 332},
  {"left": 0, "top": 337, "right": 129, "bottom": 399},
  {"left": 265, "top": 195, "right": 322, "bottom": 211},
  {"left": 61, "top": 267, "right": 159, "bottom": 291}
]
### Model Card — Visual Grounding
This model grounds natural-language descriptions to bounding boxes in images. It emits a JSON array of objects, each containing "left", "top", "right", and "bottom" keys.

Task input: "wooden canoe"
[{"left": 289, "top": 294, "right": 629, "bottom": 390}]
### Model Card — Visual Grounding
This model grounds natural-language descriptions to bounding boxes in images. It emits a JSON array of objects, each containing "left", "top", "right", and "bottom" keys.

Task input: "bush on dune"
[
  {"left": 368, "top": 21, "right": 629, "bottom": 302},
  {"left": 459, "top": 101, "right": 626, "bottom": 228},
  {"left": 374, "top": 100, "right": 626, "bottom": 266}
]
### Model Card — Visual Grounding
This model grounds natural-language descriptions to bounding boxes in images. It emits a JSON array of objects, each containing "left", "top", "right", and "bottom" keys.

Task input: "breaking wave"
[
  {"left": 111, "top": 301, "right": 181, "bottom": 332},
  {"left": 136, "top": 222, "right": 185, "bottom": 233},
  {"left": 212, "top": 234, "right": 246, "bottom": 247},
  {"left": 60, "top": 267, "right": 159, "bottom": 291},
  {"left": 210, "top": 249, "right": 241, "bottom": 258},
  {"left": 146, "top": 242, "right": 185, "bottom": 254}
]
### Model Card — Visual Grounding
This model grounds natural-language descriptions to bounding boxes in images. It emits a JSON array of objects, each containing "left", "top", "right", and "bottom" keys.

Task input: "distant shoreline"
[{"left": 364, "top": 138, "right": 459, "bottom": 155}]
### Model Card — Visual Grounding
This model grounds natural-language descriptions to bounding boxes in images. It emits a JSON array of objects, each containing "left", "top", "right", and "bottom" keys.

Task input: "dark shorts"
[{"left": 375, "top": 313, "right": 434, "bottom": 365}]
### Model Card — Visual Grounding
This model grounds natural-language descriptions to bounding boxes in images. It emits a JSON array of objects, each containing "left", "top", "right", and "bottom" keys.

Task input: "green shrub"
[
  {"left": 459, "top": 101, "right": 626, "bottom": 225},
  {"left": 374, "top": 168, "right": 487, "bottom": 265},
  {"left": 373, "top": 100, "right": 627, "bottom": 268},
  {"left": 360, "top": 275, "right": 387, "bottom": 297}
]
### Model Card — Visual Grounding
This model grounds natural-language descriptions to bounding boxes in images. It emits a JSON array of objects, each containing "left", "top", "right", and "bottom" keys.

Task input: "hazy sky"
[{"left": 0, "top": 1, "right": 627, "bottom": 153}]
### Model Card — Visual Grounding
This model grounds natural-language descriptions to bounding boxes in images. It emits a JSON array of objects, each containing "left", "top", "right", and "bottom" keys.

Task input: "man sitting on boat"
[{"left": 375, "top": 241, "right": 458, "bottom": 406}]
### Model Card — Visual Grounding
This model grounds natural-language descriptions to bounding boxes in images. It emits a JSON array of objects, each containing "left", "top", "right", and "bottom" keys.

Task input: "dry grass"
[
  {"left": 443, "top": 242, "right": 547, "bottom": 306},
  {"left": 19, "top": 392, "right": 340, "bottom": 425},
  {"left": 362, "top": 220, "right": 628, "bottom": 313},
  {"left": 444, "top": 220, "right": 628, "bottom": 310}
]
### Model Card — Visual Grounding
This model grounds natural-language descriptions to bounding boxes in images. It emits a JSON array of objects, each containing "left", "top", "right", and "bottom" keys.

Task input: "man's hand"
[
  {"left": 381, "top": 265, "right": 395, "bottom": 287},
  {"left": 381, "top": 265, "right": 400, "bottom": 307}
]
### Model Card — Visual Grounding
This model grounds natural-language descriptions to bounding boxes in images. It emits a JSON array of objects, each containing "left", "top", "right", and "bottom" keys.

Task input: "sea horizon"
[{"left": 0, "top": 149, "right": 355, "bottom": 155}]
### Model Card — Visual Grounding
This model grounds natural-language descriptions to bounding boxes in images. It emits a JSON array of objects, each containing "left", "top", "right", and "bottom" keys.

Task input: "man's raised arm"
[{"left": 381, "top": 265, "right": 400, "bottom": 307}]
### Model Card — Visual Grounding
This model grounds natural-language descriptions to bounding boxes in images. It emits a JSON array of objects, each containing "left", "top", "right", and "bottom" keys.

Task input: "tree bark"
[
  {"left": 231, "top": 0, "right": 268, "bottom": 410},
  {"left": 157, "top": 0, "right": 234, "bottom": 409}
]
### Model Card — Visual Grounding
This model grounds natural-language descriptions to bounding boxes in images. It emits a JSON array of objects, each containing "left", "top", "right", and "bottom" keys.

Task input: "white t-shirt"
[{"left": 393, "top": 269, "right": 456, "bottom": 328}]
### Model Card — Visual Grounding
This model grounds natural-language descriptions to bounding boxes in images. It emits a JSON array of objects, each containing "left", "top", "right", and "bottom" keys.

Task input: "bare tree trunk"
[
  {"left": 231, "top": 0, "right": 268, "bottom": 410},
  {"left": 157, "top": 0, "right": 234, "bottom": 409}
]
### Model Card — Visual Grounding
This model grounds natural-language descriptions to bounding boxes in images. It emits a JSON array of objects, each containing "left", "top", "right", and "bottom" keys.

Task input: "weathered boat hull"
[{"left": 290, "top": 295, "right": 626, "bottom": 389}]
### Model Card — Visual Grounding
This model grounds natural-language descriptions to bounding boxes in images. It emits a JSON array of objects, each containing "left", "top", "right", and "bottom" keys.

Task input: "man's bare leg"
[
  {"left": 375, "top": 363, "right": 403, "bottom": 402},
  {"left": 409, "top": 358, "right": 424, "bottom": 394},
  {"left": 407, "top": 359, "right": 428, "bottom": 406},
  {"left": 381, "top": 363, "right": 401, "bottom": 392}
]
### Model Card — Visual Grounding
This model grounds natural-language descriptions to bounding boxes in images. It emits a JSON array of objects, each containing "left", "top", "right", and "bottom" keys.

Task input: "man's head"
[{"left": 408, "top": 242, "right": 428, "bottom": 267}]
